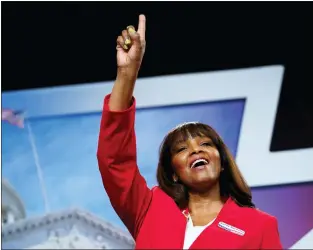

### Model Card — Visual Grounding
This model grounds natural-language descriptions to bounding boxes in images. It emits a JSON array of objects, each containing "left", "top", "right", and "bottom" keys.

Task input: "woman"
[{"left": 97, "top": 14, "right": 282, "bottom": 249}]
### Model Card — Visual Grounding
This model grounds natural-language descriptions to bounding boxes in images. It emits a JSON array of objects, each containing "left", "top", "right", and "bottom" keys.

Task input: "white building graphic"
[{"left": 1, "top": 179, "right": 134, "bottom": 249}]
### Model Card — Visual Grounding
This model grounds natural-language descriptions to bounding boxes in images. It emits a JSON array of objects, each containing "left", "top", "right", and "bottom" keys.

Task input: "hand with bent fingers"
[{"left": 116, "top": 14, "right": 146, "bottom": 74}]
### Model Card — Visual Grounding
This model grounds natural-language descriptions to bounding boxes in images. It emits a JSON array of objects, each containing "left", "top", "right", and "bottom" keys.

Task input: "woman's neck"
[{"left": 188, "top": 183, "right": 225, "bottom": 216}]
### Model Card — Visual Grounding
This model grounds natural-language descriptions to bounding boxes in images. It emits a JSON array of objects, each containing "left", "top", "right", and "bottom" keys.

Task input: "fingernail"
[
  {"left": 127, "top": 26, "right": 136, "bottom": 34},
  {"left": 124, "top": 38, "right": 131, "bottom": 45},
  {"left": 123, "top": 44, "right": 128, "bottom": 50}
]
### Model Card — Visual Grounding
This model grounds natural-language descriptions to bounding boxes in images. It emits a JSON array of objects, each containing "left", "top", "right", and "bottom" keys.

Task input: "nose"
[{"left": 189, "top": 141, "right": 203, "bottom": 155}]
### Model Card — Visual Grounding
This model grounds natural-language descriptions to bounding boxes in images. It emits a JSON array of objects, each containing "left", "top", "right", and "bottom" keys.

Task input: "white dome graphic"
[{"left": 1, "top": 178, "right": 26, "bottom": 225}]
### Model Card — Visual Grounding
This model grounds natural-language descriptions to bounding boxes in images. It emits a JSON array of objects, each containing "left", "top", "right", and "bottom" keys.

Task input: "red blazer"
[{"left": 97, "top": 95, "right": 283, "bottom": 249}]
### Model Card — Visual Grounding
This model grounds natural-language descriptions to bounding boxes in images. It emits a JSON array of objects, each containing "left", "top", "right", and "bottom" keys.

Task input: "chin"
[{"left": 188, "top": 177, "right": 219, "bottom": 191}]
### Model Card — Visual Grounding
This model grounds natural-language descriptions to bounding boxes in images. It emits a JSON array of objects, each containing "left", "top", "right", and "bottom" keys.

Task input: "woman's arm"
[
  {"left": 260, "top": 216, "right": 283, "bottom": 249},
  {"left": 97, "top": 15, "right": 152, "bottom": 239},
  {"left": 97, "top": 94, "right": 152, "bottom": 239},
  {"left": 109, "top": 14, "right": 146, "bottom": 111}
]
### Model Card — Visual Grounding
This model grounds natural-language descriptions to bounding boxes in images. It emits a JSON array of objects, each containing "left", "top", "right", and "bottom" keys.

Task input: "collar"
[{"left": 181, "top": 196, "right": 232, "bottom": 219}]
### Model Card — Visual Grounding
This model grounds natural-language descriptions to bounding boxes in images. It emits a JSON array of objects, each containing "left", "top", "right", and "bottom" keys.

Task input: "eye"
[
  {"left": 201, "top": 142, "right": 213, "bottom": 147},
  {"left": 177, "top": 147, "right": 186, "bottom": 152},
  {"left": 176, "top": 147, "right": 187, "bottom": 153}
]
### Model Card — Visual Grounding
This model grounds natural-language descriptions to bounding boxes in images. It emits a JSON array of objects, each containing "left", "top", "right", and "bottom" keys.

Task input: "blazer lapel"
[{"left": 189, "top": 197, "right": 235, "bottom": 249}]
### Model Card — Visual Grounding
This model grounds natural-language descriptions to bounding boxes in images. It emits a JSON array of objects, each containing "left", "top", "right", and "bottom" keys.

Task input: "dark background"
[{"left": 2, "top": 1, "right": 313, "bottom": 151}]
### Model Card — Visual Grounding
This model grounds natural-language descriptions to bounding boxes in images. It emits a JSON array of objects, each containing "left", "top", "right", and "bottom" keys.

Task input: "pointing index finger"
[{"left": 137, "top": 14, "right": 146, "bottom": 40}]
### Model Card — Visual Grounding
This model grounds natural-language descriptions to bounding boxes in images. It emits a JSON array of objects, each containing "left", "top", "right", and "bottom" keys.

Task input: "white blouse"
[{"left": 183, "top": 215, "right": 216, "bottom": 249}]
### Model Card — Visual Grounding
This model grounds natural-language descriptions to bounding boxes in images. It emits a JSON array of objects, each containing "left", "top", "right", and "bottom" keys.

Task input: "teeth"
[{"left": 191, "top": 159, "right": 208, "bottom": 168}]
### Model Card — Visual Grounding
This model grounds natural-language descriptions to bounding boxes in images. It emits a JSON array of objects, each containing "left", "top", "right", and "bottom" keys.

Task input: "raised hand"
[
  {"left": 109, "top": 14, "right": 147, "bottom": 111},
  {"left": 116, "top": 14, "right": 146, "bottom": 74}
]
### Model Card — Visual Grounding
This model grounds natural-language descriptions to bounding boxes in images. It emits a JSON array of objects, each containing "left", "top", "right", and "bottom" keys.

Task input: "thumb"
[{"left": 127, "top": 25, "right": 141, "bottom": 48}]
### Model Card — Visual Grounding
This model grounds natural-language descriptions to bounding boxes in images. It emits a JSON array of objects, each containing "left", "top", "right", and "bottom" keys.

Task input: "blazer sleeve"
[
  {"left": 97, "top": 94, "right": 152, "bottom": 239},
  {"left": 260, "top": 215, "right": 283, "bottom": 249}
]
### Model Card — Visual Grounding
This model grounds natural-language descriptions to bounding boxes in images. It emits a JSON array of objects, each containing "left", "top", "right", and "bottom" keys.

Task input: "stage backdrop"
[{"left": 2, "top": 66, "right": 313, "bottom": 249}]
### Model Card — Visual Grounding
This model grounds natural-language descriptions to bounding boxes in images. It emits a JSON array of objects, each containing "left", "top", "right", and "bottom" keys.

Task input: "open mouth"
[{"left": 190, "top": 159, "right": 209, "bottom": 168}]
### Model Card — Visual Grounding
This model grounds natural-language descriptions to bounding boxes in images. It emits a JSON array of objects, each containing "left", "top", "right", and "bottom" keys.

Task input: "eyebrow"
[{"left": 173, "top": 136, "right": 213, "bottom": 147}]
